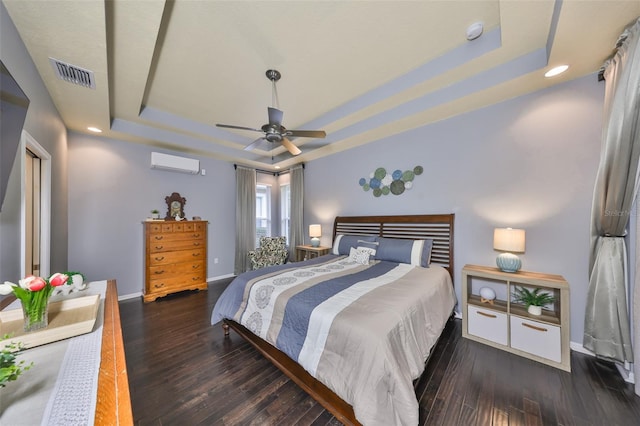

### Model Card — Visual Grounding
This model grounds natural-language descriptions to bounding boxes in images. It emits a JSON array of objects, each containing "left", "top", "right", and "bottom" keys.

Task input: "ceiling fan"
[{"left": 216, "top": 69, "right": 326, "bottom": 156}]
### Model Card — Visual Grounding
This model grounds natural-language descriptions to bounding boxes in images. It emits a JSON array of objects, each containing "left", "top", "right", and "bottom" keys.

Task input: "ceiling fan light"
[{"left": 216, "top": 69, "right": 326, "bottom": 157}]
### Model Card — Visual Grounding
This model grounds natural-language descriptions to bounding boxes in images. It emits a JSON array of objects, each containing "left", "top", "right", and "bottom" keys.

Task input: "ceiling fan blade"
[
  {"left": 268, "top": 107, "right": 283, "bottom": 127},
  {"left": 281, "top": 137, "right": 302, "bottom": 156},
  {"left": 216, "top": 123, "right": 262, "bottom": 133},
  {"left": 287, "top": 129, "right": 326, "bottom": 138},
  {"left": 244, "top": 137, "right": 265, "bottom": 151}
]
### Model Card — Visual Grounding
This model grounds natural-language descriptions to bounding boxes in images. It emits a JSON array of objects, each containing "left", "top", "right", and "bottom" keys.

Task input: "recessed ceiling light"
[
  {"left": 87, "top": 126, "right": 102, "bottom": 133},
  {"left": 544, "top": 65, "right": 569, "bottom": 78}
]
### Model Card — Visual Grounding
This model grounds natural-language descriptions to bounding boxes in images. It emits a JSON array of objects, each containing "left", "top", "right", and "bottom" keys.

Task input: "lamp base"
[
  {"left": 310, "top": 237, "right": 320, "bottom": 248},
  {"left": 496, "top": 253, "right": 521, "bottom": 272}
]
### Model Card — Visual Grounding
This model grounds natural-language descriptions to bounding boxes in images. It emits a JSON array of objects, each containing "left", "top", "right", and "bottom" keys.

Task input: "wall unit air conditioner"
[{"left": 151, "top": 152, "right": 199, "bottom": 174}]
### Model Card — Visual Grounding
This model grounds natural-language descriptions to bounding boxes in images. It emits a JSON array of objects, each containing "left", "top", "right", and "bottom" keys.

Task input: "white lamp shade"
[
  {"left": 309, "top": 224, "right": 321, "bottom": 248},
  {"left": 493, "top": 228, "right": 525, "bottom": 253},
  {"left": 309, "top": 224, "right": 322, "bottom": 238}
]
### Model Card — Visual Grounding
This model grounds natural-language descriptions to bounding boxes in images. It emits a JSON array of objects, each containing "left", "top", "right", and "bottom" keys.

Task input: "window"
[
  {"left": 280, "top": 183, "right": 291, "bottom": 244},
  {"left": 256, "top": 184, "right": 271, "bottom": 246}
]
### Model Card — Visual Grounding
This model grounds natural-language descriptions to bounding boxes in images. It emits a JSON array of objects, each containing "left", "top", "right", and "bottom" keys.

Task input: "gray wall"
[
  {"left": 0, "top": 1, "right": 68, "bottom": 282},
  {"left": 304, "top": 74, "right": 603, "bottom": 345},
  {"left": 67, "top": 133, "right": 236, "bottom": 296},
  {"left": 3, "top": 0, "right": 606, "bottom": 346}
]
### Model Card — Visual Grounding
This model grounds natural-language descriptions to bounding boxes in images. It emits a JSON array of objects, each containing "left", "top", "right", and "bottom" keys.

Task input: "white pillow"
[
  {"left": 357, "top": 240, "right": 378, "bottom": 257},
  {"left": 349, "top": 247, "right": 370, "bottom": 265}
]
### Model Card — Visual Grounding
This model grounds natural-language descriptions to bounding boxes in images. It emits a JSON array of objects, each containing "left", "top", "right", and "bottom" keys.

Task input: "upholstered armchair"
[{"left": 248, "top": 236, "right": 289, "bottom": 270}]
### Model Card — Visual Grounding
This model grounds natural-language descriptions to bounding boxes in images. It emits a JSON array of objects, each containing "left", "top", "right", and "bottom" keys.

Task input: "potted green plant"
[
  {"left": 512, "top": 286, "right": 554, "bottom": 316},
  {"left": 151, "top": 209, "right": 160, "bottom": 219}
]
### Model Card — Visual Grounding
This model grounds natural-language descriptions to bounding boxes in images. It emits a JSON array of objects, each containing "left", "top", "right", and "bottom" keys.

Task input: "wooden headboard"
[{"left": 332, "top": 214, "right": 455, "bottom": 279}]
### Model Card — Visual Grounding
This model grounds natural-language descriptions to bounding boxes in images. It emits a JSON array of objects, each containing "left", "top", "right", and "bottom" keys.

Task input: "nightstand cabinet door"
[
  {"left": 467, "top": 305, "right": 508, "bottom": 346},
  {"left": 510, "top": 316, "right": 561, "bottom": 363}
]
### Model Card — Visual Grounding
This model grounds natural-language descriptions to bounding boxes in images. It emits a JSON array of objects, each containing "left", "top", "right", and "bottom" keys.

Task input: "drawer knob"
[
  {"left": 155, "top": 245, "right": 163, "bottom": 250},
  {"left": 522, "top": 322, "right": 548, "bottom": 332},
  {"left": 193, "top": 253, "right": 200, "bottom": 257},
  {"left": 192, "top": 277, "right": 199, "bottom": 281},
  {"left": 155, "top": 236, "right": 163, "bottom": 240},
  {"left": 193, "top": 242, "right": 200, "bottom": 246},
  {"left": 154, "top": 283, "right": 165, "bottom": 288},
  {"left": 476, "top": 311, "right": 497, "bottom": 319},
  {"left": 154, "top": 270, "right": 165, "bottom": 275},
  {"left": 155, "top": 256, "right": 165, "bottom": 261},
  {"left": 192, "top": 265, "right": 200, "bottom": 269},
  {"left": 193, "top": 233, "right": 200, "bottom": 237}
]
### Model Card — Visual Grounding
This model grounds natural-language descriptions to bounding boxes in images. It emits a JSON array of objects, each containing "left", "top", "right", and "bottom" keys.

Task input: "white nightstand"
[{"left": 461, "top": 264, "right": 571, "bottom": 372}]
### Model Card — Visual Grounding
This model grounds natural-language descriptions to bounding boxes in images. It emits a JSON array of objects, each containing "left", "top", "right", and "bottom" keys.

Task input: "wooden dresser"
[{"left": 143, "top": 220, "right": 208, "bottom": 302}]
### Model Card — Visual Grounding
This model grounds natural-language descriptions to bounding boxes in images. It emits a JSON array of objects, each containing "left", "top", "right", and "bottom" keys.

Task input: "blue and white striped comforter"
[{"left": 211, "top": 255, "right": 456, "bottom": 426}]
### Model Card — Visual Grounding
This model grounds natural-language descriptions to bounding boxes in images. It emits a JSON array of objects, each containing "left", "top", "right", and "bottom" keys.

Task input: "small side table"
[{"left": 295, "top": 245, "right": 330, "bottom": 261}]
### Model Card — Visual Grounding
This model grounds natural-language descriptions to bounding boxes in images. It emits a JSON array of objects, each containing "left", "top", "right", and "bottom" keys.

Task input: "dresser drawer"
[
  {"left": 147, "top": 223, "right": 173, "bottom": 233},
  {"left": 148, "top": 239, "right": 206, "bottom": 253},
  {"left": 148, "top": 232, "right": 206, "bottom": 243},
  {"left": 148, "top": 271, "right": 206, "bottom": 293},
  {"left": 510, "top": 316, "right": 561, "bottom": 362},
  {"left": 149, "top": 248, "right": 205, "bottom": 266},
  {"left": 148, "top": 261, "right": 204, "bottom": 279},
  {"left": 467, "top": 305, "right": 508, "bottom": 346}
]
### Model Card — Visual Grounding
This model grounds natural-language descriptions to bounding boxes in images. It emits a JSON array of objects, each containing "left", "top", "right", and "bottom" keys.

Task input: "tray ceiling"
[{"left": 3, "top": 0, "right": 638, "bottom": 170}]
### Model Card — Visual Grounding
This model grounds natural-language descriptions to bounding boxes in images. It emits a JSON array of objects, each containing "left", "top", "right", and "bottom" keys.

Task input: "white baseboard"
[
  {"left": 208, "top": 273, "right": 235, "bottom": 282},
  {"left": 118, "top": 291, "right": 142, "bottom": 301},
  {"left": 570, "top": 341, "right": 596, "bottom": 356},
  {"left": 615, "top": 362, "right": 636, "bottom": 384},
  {"left": 569, "top": 342, "right": 635, "bottom": 384}
]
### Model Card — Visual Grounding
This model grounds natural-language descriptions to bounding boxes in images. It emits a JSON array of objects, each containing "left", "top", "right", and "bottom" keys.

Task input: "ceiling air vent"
[{"left": 48, "top": 57, "right": 95, "bottom": 89}]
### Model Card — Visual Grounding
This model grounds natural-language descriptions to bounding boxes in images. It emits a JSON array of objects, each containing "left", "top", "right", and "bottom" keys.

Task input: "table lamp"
[
  {"left": 309, "top": 224, "right": 321, "bottom": 247},
  {"left": 493, "top": 227, "right": 525, "bottom": 272}
]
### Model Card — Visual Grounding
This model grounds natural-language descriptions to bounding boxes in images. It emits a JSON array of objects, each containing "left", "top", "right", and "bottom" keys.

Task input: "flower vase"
[{"left": 21, "top": 296, "right": 50, "bottom": 332}]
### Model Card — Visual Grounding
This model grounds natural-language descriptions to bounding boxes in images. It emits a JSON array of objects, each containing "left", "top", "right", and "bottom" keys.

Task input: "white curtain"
[
  {"left": 288, "top": 165, "right": 304, "bottom": 260},
  {"left": 234, "top": 166, "right": 256, "bottom": 275},
  {"left": 584, "top": 18, "right": 640, "bottom": 379},
  {"left": 625, "top": 18, "right": 640, "bottom": 397},
  {"left": 583, "top": 20, "right": 640, "bottom": 370}
]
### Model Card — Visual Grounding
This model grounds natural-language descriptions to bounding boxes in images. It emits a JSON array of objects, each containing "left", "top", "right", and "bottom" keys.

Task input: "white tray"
[{"left": 0, "top": 294, "right": 100, "bottom": 349}]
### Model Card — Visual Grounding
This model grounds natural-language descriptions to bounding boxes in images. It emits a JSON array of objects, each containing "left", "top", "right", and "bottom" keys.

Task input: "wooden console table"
[
  {"left": 0, "top": 279, "right": 133, "bottom": 424},
  {"left": 96, "top": 279, "right": 134, "bottom": 424}
]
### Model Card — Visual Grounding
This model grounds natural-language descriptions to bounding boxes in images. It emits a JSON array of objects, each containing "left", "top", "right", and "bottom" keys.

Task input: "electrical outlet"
[
  {"left": 214, "top": 258, "right": 219, "bottom": 264},
  {"left": 201, "top": 169, "right": 206, "bottom": 176}
]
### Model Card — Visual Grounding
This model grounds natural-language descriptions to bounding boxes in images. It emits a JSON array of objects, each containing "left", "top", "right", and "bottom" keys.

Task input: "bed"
[{"left": 211, "top": 214, "right": 456, "bottom": 425}]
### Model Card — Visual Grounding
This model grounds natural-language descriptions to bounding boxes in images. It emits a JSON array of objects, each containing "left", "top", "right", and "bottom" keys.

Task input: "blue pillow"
[
  {"left": 375, "top": 237, "right": 433, "bottom": 267},
  {"left": 332, "top": 234, "right": 377, "bottom": 255}
]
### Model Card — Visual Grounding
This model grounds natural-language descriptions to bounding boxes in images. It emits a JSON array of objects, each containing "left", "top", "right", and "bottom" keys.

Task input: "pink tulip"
[
  {"left": 23, "top": 276, "right": 47, "bottom": 291},
  {"left": 49, "top": 272, "right": 68, "bottom": 287}
]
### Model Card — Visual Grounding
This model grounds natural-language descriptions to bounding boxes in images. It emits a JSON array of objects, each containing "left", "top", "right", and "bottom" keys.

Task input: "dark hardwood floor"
[{"left": 119, "top": 279, "right": 640, "bottom": 425}]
